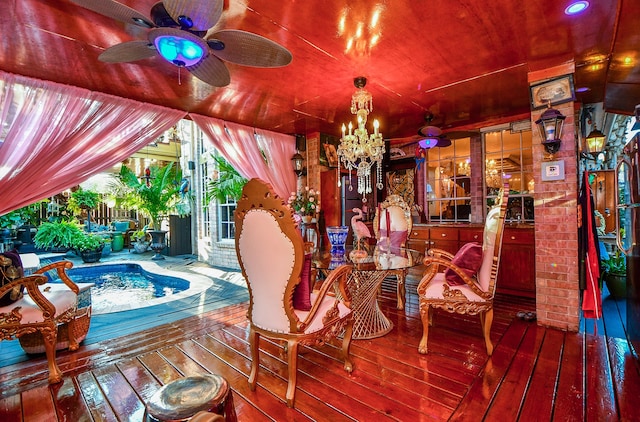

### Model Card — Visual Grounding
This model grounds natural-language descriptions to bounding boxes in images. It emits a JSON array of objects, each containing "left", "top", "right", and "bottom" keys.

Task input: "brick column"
[{"left": 529, "top": 64, "right": 581, "bottom": 331}]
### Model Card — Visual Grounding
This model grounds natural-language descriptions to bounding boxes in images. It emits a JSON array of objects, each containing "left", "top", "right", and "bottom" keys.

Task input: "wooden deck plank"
[
  {"left": 518, "top": 328, "right": 565, "bottom": 421},
  {"left": 447, "top": 319, "right": 529, "bottom": 421},
  {"left": 0, "top": 395, "right": 22, "bottom": 422},
  {"left": 91, "top": 365, "right": 147, "bottom": 421},
  {"left": 51, "top": 377, "right": 93, "bottom": 422},
  {"left": 484, "top": 323, "right": 546, "bottom": 420},
  {"left": 551, "top": 331, "right": 585, "bottom": 422},
  {"left": 607, "top": 337, "right": 640, "bottom": 422},
  {"left": 21, "top": 384, "right": 56, "bottom": 422},
  {"left": 585, "top": 333, "right": 618, "bottom": 421},
  {"left": 75, "top": 371, "right": 119, "bottom": 422}
]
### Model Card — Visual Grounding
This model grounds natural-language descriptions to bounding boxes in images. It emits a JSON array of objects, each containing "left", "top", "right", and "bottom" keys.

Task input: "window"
[
  {"left": 424, "top": 138, "right": 472, "bottom": 222},
  {"left": 217, "top": 198, "right": 236, "bottom": 241},
  {"left": 484, "top": 129, "right": 534, "bottom": 222},
  {"left": 196, "top": 130, "right": 212, "bottom": 238}
]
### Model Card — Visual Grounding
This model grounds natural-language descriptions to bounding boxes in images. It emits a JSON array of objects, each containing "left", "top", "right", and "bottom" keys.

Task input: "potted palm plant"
[{"left": 116, "top": 163, "right": 183, "bottom": 260}]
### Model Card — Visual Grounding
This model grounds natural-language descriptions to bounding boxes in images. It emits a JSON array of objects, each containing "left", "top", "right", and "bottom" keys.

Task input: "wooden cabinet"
[
  {"left": 428, "top": 227, "right": 459, "bottom": 255},
  {"left": 409, "top": 224, "right": 535, "bottom": 298},
  {"left": 496, "top": 228, "right": 535, "bottom": 298}
]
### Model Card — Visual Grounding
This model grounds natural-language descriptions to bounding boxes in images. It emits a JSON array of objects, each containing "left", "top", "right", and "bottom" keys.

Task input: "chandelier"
[{"left": 337, "top": 76, "right": 385, "bottom": 198}]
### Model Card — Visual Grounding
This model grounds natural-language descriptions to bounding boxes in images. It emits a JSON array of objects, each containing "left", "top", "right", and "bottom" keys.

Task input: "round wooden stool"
[{"left": 144, "top": 374, "right": 236, "bottom": 422}]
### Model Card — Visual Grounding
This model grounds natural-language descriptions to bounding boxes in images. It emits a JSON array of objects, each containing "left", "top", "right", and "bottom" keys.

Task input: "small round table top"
[{"left": 313, "top": 245, "right": 422, "bottom": 272}]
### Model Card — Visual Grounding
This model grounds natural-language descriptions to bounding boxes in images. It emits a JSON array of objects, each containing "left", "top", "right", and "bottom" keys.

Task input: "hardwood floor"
[{"left": 1, "top": 267, "right": 639, "bottom": 421}]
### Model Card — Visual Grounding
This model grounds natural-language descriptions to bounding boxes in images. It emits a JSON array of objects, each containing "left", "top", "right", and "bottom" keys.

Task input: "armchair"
[
  {"left": 373, "top": 194, "right": 413, "bottom": 309},
  {"left": 235, "top": 178, "right": 354, "bottom": 408},
  {"left": 0, "top": 257, "right": 81, "bottom": 383},
  {"left": 417, "top": 184, "right": 508, "bottom": 355}
]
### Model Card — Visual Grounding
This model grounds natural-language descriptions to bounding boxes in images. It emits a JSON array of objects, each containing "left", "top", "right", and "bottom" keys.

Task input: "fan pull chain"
[{"left": 178, "top": 67, "right": 182, "bottom": 85}]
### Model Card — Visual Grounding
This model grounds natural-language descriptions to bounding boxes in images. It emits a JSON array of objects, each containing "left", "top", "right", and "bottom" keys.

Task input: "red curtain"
[{"left": 0, "top": 71, "right": 186, "bottom": 215}]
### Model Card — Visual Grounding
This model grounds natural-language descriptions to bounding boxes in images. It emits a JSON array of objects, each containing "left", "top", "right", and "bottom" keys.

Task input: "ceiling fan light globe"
[
  {"left": 155, "top": 36, "right": 204, "bottom": 67},
  {"left": 419, "top": 138, "right": 439, "bottom": 149}
]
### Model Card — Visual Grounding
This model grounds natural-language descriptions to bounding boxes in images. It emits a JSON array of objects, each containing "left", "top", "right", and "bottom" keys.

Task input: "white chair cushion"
[
  {"left": 0, "top": 289, "right": 77, "bottom": 324},
  {"left": 239, "top": 209, "right": 296, "bottom": 333},
  {"left": 477, "top": 205, "right": 500, "bottom": 291},
  {"left": 421, "top": 273, "right": 487, "bottom": 302},
  {"left": 294, "top": 292, "right": 352, "bottom": 334}
]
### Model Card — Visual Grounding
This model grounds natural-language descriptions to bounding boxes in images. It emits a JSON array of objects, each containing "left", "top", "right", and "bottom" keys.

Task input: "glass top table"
[{"left": 313, "top": 245, "right": 423, "bottom": 339}]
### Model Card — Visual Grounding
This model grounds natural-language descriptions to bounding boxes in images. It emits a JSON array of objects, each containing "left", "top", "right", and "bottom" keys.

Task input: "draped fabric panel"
[
  {"left": 579, "top": 171, "right": 602, "bottom": 319},
  {"left": 0, "top": 71, "right": 186, "bottom": 215},
  {"left": 191, "top": 114, "right": 296, "bottom": 198}
]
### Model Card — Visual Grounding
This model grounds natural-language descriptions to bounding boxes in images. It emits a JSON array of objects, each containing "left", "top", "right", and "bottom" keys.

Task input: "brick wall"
[{"left": 529, "top": 65, "right": 581, "bottom": 331}]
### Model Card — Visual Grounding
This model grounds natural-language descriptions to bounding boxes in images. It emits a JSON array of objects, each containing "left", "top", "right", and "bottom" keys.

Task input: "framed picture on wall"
[
  {"left": 319, "top": 133, "right": 340, "bottom": 167},
  {"left": 529, "top": 74, "right": 575, "bottom": 110}
]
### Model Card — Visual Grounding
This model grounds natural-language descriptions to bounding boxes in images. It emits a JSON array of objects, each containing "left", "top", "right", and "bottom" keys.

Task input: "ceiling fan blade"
[
  {"left": 99, "top": 41, "right": 157, "bottom": 63},
  {"left": 207, "top": 30, "right": 292, "bottom": 68},
  {"left": 436, "top": 137, "right": 452, "bottom": 147},
  {"left": 418, "top": 125, "right": 442, "bottom": 137},
  {"left": 163, "top": 0, "right": 223, "bottom": 32},
  {"left": 188, "top": 54, "right": 230, "bottom": 87},
  {"left": 69, "top": 0, "right": 154, "bottom": 28}
]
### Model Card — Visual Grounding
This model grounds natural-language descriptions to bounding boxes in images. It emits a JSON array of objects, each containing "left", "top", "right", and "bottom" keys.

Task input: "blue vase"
[{"left": 326, "top": 226, "right": 348, "bottom": 255}]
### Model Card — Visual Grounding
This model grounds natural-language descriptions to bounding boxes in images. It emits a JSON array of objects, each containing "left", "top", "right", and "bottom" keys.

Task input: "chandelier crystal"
[{"left": 337, "top": 77, "right": 385, "bottom": 198}]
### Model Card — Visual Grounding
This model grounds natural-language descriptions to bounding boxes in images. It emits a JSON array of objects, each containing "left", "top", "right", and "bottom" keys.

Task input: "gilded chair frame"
[
  {"left": 372, "top": 194, "right": 413, "bottom": 309},
  {"left": 0, "top": 260, "right": 80, "bottom": 383},
  {"left": 417, "top": 184, "right": 509, "bottom": 355},
  {"left": 235, "top": 178, "right": 354, "bottom": 407}
]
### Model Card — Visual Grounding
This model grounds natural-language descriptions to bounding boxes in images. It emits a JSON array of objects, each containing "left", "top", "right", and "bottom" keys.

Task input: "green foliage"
[
  {"left": 205, "top": 155, "right": 247, "bottom": 204},
  {"left": 67, "top": 188, "right": 101, "bottom": 215},
  {"left": 0, "top": 210, "right": 24, "bottom": 229},
  {"left": 601, "top": 252, "right": 626, "bottom": 276},
  {"left": 131, "top": 229, "right": 149, "bottom": 242},
  {"left": 71, "top": 232, "right": 105, "bottom": 252},
  {"left": 34, "top": 220, "right": 84, "bottom": 250},
  {"left": 116, "top": 163, "right": 182, "bottom": 230}
]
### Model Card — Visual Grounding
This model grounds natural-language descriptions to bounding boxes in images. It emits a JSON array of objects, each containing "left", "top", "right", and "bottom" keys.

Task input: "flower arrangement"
[{"left": 288, "top": 187, "right": 319, "bottom": 216}]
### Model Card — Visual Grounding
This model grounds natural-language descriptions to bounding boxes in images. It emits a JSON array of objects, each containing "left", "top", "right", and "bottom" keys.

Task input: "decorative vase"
[
  {"left": 302, "top": 215, "right": 313, "bottom": 224},
  {"left": 148, "top": 230, "right": 167, "bottom": 260},
  {"left": 133, "top": 241, "right": 150, "bottom": 254},
  {"left": 326, "top": 225, "right": 349, "bottom": 255}
]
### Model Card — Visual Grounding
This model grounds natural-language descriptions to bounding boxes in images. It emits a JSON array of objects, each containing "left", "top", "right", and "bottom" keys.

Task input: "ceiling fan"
[
  {"left": 69, "top": 0, "right": 293, "bottom": 87},
  {"left": 417, "top": 112, "right": 451, "bottom": 148}
]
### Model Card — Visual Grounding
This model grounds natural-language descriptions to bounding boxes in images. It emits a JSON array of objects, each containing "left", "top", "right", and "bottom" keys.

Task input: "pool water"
[{"left": 48, "top": 263, "right": 190, "bottom": 314}]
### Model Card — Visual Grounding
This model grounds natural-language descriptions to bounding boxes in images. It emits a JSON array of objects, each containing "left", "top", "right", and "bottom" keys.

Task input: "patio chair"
[
  {"left": 373, "top": 194, "right": 413, "bottom": 309},
  {"left": 235, "top": 178, "right": 354, "bottom": 408},
  {"left": 417, "top": 183, "right": 509, "bottom": 355},
  {"left": 0, "top": 255, "right": 82, "bottom": 383}
]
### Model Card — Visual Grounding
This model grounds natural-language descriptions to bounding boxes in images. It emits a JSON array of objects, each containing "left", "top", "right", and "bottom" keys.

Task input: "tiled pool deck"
[{"left": 0, "top": 249, "right": 249, "bottom": 367}]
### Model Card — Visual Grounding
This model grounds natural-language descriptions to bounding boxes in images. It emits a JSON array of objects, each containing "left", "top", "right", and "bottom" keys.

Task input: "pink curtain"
[
  {"left": 191, "top": 114, "right": 296, "bottom": 198},
  {"left": 0, "top": 71, "right": 186, "bottom": 215}
]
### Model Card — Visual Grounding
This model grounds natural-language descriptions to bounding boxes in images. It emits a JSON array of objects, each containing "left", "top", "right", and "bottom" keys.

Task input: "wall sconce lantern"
[
  {"left": 584, "top": 126, "right": 606, "bottom": 157},
  {"left": 535, "top": 105, "right": 566, "bottom": 154},
  {"left": 291, "top": 152, "right": 305, "bottom": 177}
]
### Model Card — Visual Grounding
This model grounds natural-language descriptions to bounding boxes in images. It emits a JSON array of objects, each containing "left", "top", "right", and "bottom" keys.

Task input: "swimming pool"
[{"left": 45, "top": 260, "right": 213, "bottom": 314}]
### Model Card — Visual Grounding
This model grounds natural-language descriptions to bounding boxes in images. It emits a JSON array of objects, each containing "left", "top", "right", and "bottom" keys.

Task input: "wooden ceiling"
[{"left": 2, "top": 0, "right": 639, "bottom": 143}]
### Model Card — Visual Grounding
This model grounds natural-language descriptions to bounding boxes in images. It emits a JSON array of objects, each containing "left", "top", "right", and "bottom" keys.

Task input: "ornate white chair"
[
  {"left": 417, "top": 184, "right": 509, "bottom": 355},
  {"left": 373, "top": 194, "right": 413, "bottom": 309},
  {"left": 0, "top": 257, "right": 81, "bottom": 383},
  {"left": 234, "top": 178, "right": 354, "bottom": 408}
]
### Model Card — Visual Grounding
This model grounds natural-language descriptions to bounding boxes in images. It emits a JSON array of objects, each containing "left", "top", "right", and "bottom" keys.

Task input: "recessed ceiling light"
[{"left": 565, "top": 1, "right": 589, "bottom": 15}]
